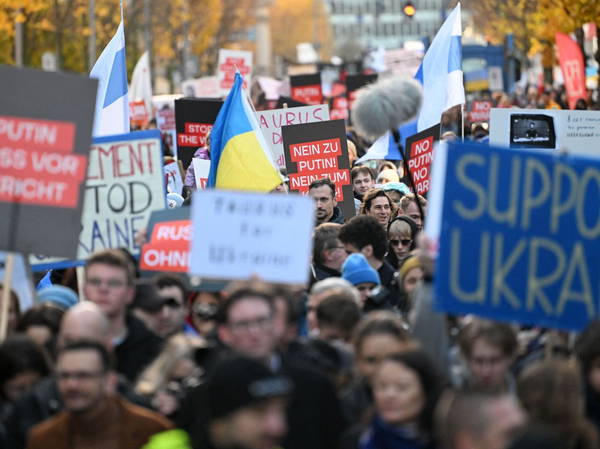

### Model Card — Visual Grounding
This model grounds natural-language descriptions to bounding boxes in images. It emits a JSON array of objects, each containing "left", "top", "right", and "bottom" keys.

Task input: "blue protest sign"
[{"left": 434, "top": 141, "right": 600, "bottom": 331}]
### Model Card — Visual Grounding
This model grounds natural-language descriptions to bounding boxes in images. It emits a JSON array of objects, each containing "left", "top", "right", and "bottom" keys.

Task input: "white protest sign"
[
  {"left": 190, "top": 191, "right": 314, "bottom": 284},
  {"left": 164, "top": 161, "right": 183, "bottom": 194},
  {"left": 1, "top": 252, "right": 35, "bottom": 311},
  {"left": 218, "top": 49, "right": 253, "bottom": 96},
  {"left": 192, "top": 158, "right": 211, "bottom": 190},
  {"left": 256, "top": 104, "right": 330, "bottom": 168},
  {"left": 489, "top": 108, "right": 600, "bottom": 159},
  {"left": 79, "top": 130, "right": 166, "bottom": 257},
  {"left": 181, "top": 76, "right": 220, "bottom": 98}
]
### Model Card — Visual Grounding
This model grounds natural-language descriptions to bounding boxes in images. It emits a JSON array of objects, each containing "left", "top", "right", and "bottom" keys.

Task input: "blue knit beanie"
[
  {"left": 342, "top": 253, "right": 381, "bottom": 286},
  {"left": 36, "top": 285, "right": 79, "bottom": 310}
]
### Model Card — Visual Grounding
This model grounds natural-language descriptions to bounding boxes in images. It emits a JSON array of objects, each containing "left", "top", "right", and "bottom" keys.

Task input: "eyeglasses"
[
  {"left": 389, "top": 239, "right": 412, "bottom": 247},
  {"left": 56, "top": 370, "right": 106, "bottom": 382},
  {"left": 86, "top": 278, "right": 127, "bottom": 289},
  {"left": 227, "top": 316, "right": 273, "bottom": 333}
]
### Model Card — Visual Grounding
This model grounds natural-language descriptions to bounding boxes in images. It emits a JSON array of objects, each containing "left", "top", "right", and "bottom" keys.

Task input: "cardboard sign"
[
  {"left": 434, "top": 141, "right": 600, "bottom": 331},
  {"left": 489, "top": 108, "right": 600, "bottom": 159},
  {"left": 282, "top": 119, "right": 355, "bottom": 220},
  {"left": 175, "top": 98, "right": 222, "bottom": 170},
  {"left": 164, "top": 161, "right": 183, "bottom": 194},
  {"left": 468, "top": 100, "right": 493, "bottom": 123},
  {"left": 405, "top": 124, "right": 440, "bottom": 195},
  {"left": 0, "top": 65, "right": 96, "bottom": 258},
  {"left": 78, "top": 130, "right": 165, "bottom": 257},
  {"left": 217, "top": 49, "right": 252, "bottom": 96},
  {"left": 290, "top": 74, "right": 323, "bottom": 105},
  {"left": 189, "top": 190, "right": 314, "bottom": 284},
  {"left": 192, "top": 158, "right": 211, "bottom": 190},
  {"left": 140, "top": 207, "right": 191, "bottom": 273},
  {"left": 256, "top": 104, "right": 330, "bottom": 168}
]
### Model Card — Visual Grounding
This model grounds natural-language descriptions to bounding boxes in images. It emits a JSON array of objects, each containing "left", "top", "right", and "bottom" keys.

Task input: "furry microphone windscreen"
[{"left": 351, "top": 77, "right": 422, "bottom": 141}]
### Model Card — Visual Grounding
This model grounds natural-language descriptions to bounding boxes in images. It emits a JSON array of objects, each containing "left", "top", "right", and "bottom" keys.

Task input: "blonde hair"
[{"left": 135, "top": 333, "right": 205, "bottom": 396}]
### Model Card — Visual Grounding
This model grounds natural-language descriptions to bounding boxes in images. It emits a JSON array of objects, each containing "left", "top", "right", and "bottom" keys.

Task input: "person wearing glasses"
[
  {"left": 386, "top": 216, "right": 419, "bottom": 269},
  {"left": 25, "top": 341, "right": 171, "bottom": 449},
  {"left": 83, "top": 250, "right": 163, "bottom": 383}
]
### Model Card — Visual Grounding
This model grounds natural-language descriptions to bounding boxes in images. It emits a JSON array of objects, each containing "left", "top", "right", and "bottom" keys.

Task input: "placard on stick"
[
  {"left": 290, "top": 73, "right": 323, "bottom": 105},
  {"left": 190, "top": 191, "right": 314, "bottom": 284},
  {"left": 405, "top": 124, "right": 440, "bottom": 195},
  {"left": 433, "top": 141, "right": 600, "bottom": 331},
  {"left": 282, "top": 120, "right": 355, "bottom": 220},
  {"left": 140, "top": 207, "right": 190, "bottom": 273},
  {"left": 0, "top": 65, "right": 97, "bottom": 258},
  {"left": 175, "top": 99, "right": 222, "bottom": 170}
]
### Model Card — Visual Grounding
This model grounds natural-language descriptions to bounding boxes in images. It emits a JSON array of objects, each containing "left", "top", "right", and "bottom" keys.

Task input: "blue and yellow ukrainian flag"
[{"left": 207, "top": 72, "right": 283, "bottom": 191}]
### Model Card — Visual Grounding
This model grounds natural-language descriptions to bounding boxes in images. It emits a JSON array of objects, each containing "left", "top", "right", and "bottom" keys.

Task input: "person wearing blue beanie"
[
  {"left": 342, "top": 253, "right": 381, "bottom": 304},
  {"left": 36, "top": 285, "right": 79, "bottom": 310}
]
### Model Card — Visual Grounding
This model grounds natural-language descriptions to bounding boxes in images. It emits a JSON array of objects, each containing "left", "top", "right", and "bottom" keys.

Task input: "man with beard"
[
  {"left": 308, "top": 178, "right": 344, "bottom": 225},
  {"left": 25, "top": 341, "right": 171, "bottom": 449}
]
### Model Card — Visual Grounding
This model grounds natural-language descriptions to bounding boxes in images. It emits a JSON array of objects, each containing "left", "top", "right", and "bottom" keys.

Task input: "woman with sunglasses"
[{"left": 386, "top": 216, "right": 419, "bottom": 269}]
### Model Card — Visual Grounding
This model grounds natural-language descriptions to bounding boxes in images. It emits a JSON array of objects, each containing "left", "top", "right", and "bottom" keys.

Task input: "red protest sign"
[
  {"left": 129, "top": 101, "right": 149, "bottom": 128},
  {"left": 218, "top": 49, "right": 252, "bottom": 95},
  {"left": 405, "top": 124, "right": 440, "bottom": 195},
  {"left": 140, "top": 218, "right": 191, "bottom": 272},
  {"left": 468, "top": 100, "right": 493, "bottom": 123}
]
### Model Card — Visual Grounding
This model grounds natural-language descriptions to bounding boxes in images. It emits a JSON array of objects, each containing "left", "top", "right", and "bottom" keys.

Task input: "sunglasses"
[{"left": 390, "top": 239, "right": 412, "bottom": 247}]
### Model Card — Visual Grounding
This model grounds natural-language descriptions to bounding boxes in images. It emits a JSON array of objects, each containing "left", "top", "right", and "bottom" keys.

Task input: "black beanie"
[{"left": 207, "top": 354, "right": 293, "bottom": 420}]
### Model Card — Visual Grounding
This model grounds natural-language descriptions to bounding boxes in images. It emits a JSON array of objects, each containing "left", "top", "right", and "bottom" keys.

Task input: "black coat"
[{"left": 116, "top": 315, "right": 163, "bottom": 383}]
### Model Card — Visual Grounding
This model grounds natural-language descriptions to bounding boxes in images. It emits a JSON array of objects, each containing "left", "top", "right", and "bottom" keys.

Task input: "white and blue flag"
[
  {"left": 415, "top": 2, "right": 464, "bottom": 131},
  {"left": 356, "top": 131, "right": 402, "bottom": 163},
  {"left": 90, "top": 20, "right": 129, "bottom": 137}
]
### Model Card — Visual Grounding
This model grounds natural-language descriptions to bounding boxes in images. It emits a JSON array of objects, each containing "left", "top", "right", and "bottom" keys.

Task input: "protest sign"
[
  {"left": 181, "top": 76, "right": 220, "bottom": 98},
  {"left": 384, "top": 49, "right": 423, "bottom": 78},
  {"left": 467, "top": 100, "right": 493, "bottom": 123},
  {"left": 190, "top": 190, "right": 313, "bottom": 284},
  {"left": 434, "top": 141, "right": 600, "bottom": 331},
  {"left": 405, "top": 124, "right": 440, "bottom": 195},
  {"left": 217, "top": 49, "right": 252, "bottom": 96},
  {"left": 79, "top": 129, "right": 165, "bottom": 258},
  {"left": 129, "top": 100, "right": 149, "bottom": 128},
  {"left": 489, "top": 108, "right": 600, "bottom": 159},
  {"left": 140, "top": 207, "right": 190, "bottom": 273},
  {"left": 256, "top": 104, "right": 330, "bottom": 168},
  {"left": 0, "top": 65, "right": 96, "bottom": 258},
  {"left": 282, "top": 119, "right": 355, "bottom": 219},
  {"left": 192, "top": 158, "right": 211, "bottom": 190},
  {"left": 290, "top": 74, "right": 323, "bottom": 105},
  {"left": 164, "top": 160, "right": 183, "bottom": 195},
  {"left": 175, "top": 98, "right": 222, "bottom": 170},
  {"left": 346, "top": 73, "right": 378, "bottom": 111},
  {"left": 330, "top": 96, "right": 348, "bottom": 121}
]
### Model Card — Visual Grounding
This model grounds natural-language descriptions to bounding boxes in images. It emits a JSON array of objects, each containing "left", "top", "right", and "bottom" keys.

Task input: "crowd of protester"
[{"left": 2, "top": 80, "right": 600, "bottom": 449}]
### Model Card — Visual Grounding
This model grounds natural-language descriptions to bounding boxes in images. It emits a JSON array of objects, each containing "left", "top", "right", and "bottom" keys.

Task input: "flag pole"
[{"left": 461, "top": 103, "right": 465, "bottom": 142}]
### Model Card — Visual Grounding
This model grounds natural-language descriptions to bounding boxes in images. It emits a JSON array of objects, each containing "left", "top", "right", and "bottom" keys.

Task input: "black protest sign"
[
  {"left": 346, "top": 73, "right": 378, "bottom": 124},
  {"left": 290, "top": 73, "right": 323, "bottom": 105},
  {"left": 0, "top": 65, "right": 97, "bottom": 258},
  {"left": 405, "top": 124, "right": 440, "bottom": 195},
  {"left": 175, "top": 98, "right": 222, "bottom": 170},
  {"left": 282, "top": 119, "right": 355, "bottom": 220}
]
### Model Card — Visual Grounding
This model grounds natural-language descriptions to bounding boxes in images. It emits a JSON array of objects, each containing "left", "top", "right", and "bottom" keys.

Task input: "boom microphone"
[{"left": 351, "top": 77, "right": 422, "bottom": 141}]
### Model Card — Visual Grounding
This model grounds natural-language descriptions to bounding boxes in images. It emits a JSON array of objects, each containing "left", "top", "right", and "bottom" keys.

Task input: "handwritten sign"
[
  {"left": 217, "top": 49, "right": 252, "bottom": 96},
  {"left": 282, "top": 119, "right": 354, "bottom": 220},
  {"left": 140, "top": 208, "right": 191, "bottom": 273},
  {"left": 406, "top": 124, "right": 440, "bottom": 195},
  {"left": 434, "top": 141, "right": 600, "bottom": 331},
  {"left": 190, "top": 191, "right": 314, "bottom": 284},
  {"left": 164, "top": 161, "right": 183, "bottom": 194},
  {"left": 256, "top": 104, "right": 330, "bottom": 168},
  {"left": 489, "top": 108, "right": 600, "bottom": 159},
  {"left": 79, "top": 130, "right": 165, "bottom": 257},
  {"left": 192, "top": 158, "right": 211, "bottom": 190},
  {"left": 0, "top": 65, "right": 96, "bottom": 258}
]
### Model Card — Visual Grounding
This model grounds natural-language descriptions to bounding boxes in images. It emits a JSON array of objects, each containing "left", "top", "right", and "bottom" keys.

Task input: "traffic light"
[{"left": 402, "top": 1, "right": 416, "bottom": 18}]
